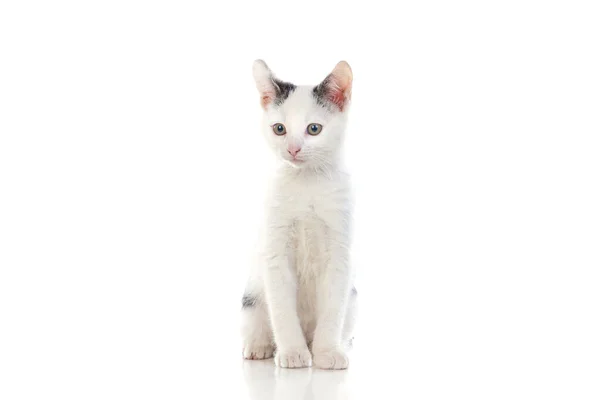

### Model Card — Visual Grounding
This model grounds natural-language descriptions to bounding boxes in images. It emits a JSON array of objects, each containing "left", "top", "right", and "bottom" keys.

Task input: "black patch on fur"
[
  {"left": 312, "top": 75, "right": 331, "bottom": 107},
  {"left": 273, "top": 79, "right": 296, "bottom": 106},
  {"left": 242, "top": 294, "right": 257, "bottom": 308},
  {"left": 351, "top": 286, "right": 358, "bottom": 296}
]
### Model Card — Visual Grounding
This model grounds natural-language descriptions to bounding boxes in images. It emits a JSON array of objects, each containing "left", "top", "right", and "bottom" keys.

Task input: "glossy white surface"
[{"left": 243, "top": 359, "right": 351, "bottom": 400}]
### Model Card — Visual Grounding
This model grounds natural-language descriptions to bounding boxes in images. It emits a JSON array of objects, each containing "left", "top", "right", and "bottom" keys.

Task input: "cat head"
[{"left": 252, "top": 60, "right": 352, "bottom": 170}]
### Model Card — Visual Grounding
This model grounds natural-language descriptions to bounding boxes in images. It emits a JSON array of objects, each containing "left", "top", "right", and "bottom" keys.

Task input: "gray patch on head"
[
  {"left": 242, "top": 294, "right": 257, "bottom": 308},
  {"left": 351, "top": 286, "right": 357, "bottom": 296},
  {"left": 273, "top": 79, "right": 296, "bottom": 106},
  {"left": 312, "top": 75, "right": 332, "bottom": 108}
]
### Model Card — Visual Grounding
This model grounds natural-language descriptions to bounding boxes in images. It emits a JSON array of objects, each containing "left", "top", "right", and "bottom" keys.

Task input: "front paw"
[
  {"left": 243, "top": 344, "right": 275, "bottom": 360},
  {"left": 312, "top": 347, "right": 349, "bottom": 370},
  {"left": 274, "top": 347, "right": 312, "bottom": 368}
]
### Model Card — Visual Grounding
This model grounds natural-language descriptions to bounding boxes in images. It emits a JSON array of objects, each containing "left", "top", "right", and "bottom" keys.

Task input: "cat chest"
[{"left": 291, "top": 215, "right": 330, "bottom": 277}]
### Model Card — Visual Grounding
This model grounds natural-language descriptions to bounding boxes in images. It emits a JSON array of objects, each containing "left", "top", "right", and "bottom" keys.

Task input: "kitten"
[{"left": 241, "top": 60, "right": 356, "bottom": 370}]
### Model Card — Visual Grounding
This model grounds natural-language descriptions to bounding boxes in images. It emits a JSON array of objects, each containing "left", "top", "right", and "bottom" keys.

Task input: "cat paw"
[
  {"left": 243, "top": 344, "right": 275, "bottom": 360},
  {"left": 312, "top": 347, "right": 349, "bottom": 370},
  {"left": 274, "top": 347, "right": 312, "bottom": 368}
]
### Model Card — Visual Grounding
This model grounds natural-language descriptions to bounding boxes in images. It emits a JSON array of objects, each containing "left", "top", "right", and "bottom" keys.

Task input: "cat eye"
[
  {"left": 272, "top": 123, "right": 286, "bottom": 136},
  {"left": 307, "top": 123, "right": 323, "bottom": 136}
]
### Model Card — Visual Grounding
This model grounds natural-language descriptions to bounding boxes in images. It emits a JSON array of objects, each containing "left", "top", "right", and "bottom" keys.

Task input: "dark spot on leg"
[{"left": 242, "top": 294, "right": 256, "bottom": 308}]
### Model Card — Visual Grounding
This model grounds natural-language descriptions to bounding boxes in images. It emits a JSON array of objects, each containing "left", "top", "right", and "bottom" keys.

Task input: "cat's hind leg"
[
  {"left": 342, "top": 286, "right": 358, "bottom": 349},
  {"left": 241, "top": 292, "right": 275, "bottom": 360}
]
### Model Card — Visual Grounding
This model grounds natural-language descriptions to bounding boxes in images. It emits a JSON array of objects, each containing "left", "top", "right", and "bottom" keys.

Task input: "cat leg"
[
  {"left": 265, "top": 261, "right": 312, "bottom": 368},
  {"left": 311, "top": 226, "right": 352, "bottom": 369},
  {"left": 263, "top": 225, "right": 312, "bottom": 368},
  {"left": 342, "top": 286, "right": 357, "bottom": 349},
  {"left": 241, "top": 292, "right": 275, "bottom": 360}
]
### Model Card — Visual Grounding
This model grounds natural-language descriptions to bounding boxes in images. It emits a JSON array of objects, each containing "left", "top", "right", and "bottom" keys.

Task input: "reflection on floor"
[{"left": 242, "top": 359, "right": 350, "bottom": 400}]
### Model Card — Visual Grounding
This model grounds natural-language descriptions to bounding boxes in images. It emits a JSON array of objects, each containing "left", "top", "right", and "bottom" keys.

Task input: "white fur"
[{"left": 242, "top": 61, "right": 356, "bottom": 370}]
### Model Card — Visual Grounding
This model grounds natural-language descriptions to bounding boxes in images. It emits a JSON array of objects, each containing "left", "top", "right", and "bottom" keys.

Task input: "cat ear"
[
  {"left": 315, "top": 61, "right": 353, "bottom": 111},
  {"left": 253, "top": 59, "right": 278, "bottom": 109}
]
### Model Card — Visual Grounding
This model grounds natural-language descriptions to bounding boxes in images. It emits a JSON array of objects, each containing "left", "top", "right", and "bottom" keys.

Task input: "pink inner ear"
[
  {"left": 261, "top": 95, "right": 271, "bottom": 108},
  {"left": 326, "top": 74, "right": 352, "bottom": 111},
  {"left": 328, "top": 88, "right": 347, "bottom": 111},
  {"left": 260, "top": 91, "right": 275, "bottom": 109}
]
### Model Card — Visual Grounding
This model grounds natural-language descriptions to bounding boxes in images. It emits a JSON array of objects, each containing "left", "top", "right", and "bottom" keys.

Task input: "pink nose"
[{"left": 287, "top": 146, "right": 301, "bottom": 158}]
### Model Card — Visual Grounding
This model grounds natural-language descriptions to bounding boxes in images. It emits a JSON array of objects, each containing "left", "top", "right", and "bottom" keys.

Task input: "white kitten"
[{"left": 241, "top": 60, "right": 356, "bottom": 370}]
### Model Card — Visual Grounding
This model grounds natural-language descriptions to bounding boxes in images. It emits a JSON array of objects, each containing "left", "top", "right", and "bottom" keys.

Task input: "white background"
[{"left": 1, "top": 1, "right": 599, "bottom": 399}]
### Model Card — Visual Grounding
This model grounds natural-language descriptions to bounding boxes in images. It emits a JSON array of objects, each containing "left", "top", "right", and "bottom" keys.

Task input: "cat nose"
[{"left": 287, "top": 146, "right": 302, "bottom": 158}]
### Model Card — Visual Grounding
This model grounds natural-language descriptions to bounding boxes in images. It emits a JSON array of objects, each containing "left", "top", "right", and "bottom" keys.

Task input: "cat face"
[{"left": 253, "top": 60, "right": 352, "bottom": 170}]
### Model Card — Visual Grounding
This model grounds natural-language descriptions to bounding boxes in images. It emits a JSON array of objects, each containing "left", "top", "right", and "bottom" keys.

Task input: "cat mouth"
[{"left": 286, "top": 158, "right": 305, "bottom": 167}]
